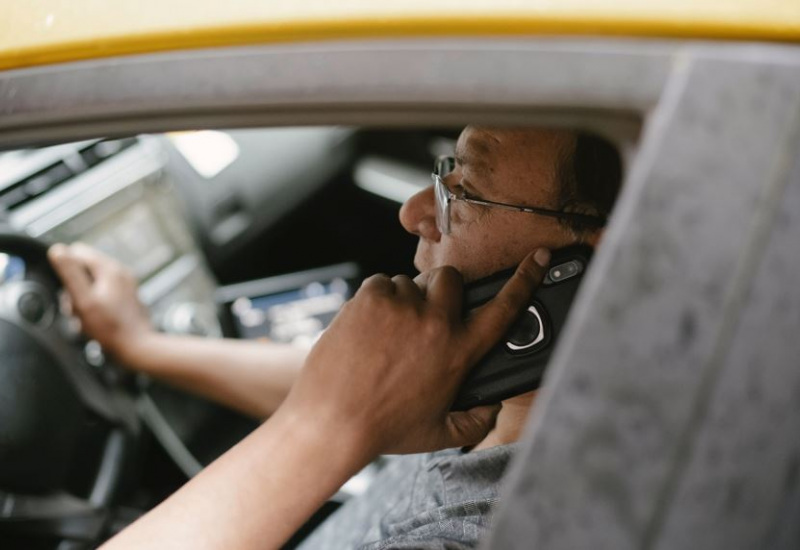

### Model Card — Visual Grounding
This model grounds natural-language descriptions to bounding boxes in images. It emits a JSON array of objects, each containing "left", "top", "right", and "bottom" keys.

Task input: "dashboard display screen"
[{"left": 218, "top": 263, "right": 359, "bottom": 346}]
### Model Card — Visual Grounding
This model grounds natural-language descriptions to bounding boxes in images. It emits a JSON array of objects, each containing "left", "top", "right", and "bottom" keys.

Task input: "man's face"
[{"left": 400, "top": 126, "right": 579, "bottom": 282}]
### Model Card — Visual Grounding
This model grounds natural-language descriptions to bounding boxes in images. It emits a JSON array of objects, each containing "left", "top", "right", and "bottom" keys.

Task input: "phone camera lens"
[{"left": 548, "top": 260, "right": 581, "bottom": 283}]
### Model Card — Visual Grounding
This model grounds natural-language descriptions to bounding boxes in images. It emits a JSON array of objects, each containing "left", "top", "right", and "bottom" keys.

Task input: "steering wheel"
[{"left": 0, "top": 228, "right": 141, "bottom": 547}]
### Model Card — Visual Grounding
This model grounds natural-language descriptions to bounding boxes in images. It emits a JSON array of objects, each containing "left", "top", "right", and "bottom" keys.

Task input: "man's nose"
[{"left": 399, "top": 185, "right": 441, "bottom": 242}]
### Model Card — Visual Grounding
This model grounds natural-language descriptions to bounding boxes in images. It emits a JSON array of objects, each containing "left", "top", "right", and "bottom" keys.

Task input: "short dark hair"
[{"left": 556, "top": 132, "right": 623, "bottom": 235}]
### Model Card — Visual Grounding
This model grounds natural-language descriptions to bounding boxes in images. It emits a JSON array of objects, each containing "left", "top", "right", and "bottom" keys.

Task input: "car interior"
[
  {"left": 2, "top": 4, "right": 799, "bottom": 542},
  {"left": 1, "top": 125, "right": 633, "bottom": 548}
]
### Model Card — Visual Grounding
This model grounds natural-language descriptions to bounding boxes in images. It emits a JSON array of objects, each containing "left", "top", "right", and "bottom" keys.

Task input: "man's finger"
[
  {"left": 423, "top": 266, "right": 464, "bottom": 318},
  {"left": 391, "top": 274, "right": 422, "bottom": 300},
  {"left": 48, "top": 244, "right": 93, "bottom": 303},
  {"left": 358, "top": 273, "right": 395, "bottom": 295},
  {"left": 68, "top": 242, "right": 117, "bottom": 278},
  {"left": 412, "top": 270, "right": 431, "bottom": 296},
  {"left": 463, "top": 249, "right": 550, "bottom": 363}
]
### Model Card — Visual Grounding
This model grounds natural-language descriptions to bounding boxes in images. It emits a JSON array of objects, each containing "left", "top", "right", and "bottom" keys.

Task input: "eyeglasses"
[{"left": 431, "top": 155, "right": 607, "bottom": 235}]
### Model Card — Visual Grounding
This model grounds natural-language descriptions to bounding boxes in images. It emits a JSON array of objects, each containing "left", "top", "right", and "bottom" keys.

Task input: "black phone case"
[{"left": 452, "top": 245, "right": 593, "bottom": 411}]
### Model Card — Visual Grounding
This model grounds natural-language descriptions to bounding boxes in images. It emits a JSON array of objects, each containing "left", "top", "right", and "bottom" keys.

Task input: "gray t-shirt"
[{"left": 298, "top": 444, "right": 517, "bottom": 550}]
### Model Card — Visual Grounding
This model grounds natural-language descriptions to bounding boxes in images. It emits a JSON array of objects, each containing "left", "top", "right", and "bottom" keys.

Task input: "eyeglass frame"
[{"left": 431, "top": 155, "right": 607, "bottom": 235}]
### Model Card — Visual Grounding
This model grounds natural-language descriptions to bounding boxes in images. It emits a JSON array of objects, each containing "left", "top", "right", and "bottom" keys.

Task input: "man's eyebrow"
[
  {"left": 455, "top": 147, "right": 489, "bottom": 173},
  {"left": 454, "top": 144, "right": 493, "bottom": 192}
]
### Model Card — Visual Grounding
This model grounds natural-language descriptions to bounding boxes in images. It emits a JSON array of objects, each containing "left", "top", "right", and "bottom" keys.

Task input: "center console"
[
  {"left": 2, "top": 135, "right": 228, "bottom": 477},
  {"left": 5, "top": 136, "right": 221, "bottom": 338}
]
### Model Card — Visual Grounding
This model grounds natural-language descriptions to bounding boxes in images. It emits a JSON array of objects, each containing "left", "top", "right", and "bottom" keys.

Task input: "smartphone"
[{"left": 452, "top": 245, "right": 593, "bottom": 411}]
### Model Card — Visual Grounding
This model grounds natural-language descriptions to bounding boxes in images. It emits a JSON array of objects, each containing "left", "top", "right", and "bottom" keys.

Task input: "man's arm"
[
  {"left": 115, "top": 333, "right": 306, "bottom": 419},
  {"left": 48, "top": 243, "right": 305, "bottom": 419},
  {"left": 100, "top": 249, "right": 551, "bottom": 550}
]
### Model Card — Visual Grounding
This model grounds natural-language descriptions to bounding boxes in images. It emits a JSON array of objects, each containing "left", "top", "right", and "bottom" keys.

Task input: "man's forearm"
[
  {"left": 117, "top": 333, "right": 307, "bottom": 418},
  {"left": 98, "top": 253, "right": 549, "bottom": 550},
  {"left": 47, "top": 243, "right": 307, "bottom": 418},
  {"left": 100, "top": 407, "right": 367, "bottom": 549}
]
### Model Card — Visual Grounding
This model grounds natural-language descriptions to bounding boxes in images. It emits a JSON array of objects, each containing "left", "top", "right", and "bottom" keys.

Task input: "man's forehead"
[
  {"left": 458, "top": 125, "right": 567, "bottom": 151},
  {"left": 456, "top": 126, "right": 560, "bottom": 162},
  {"left": 454, "top": 128, "right": 502, "bottom": 184},
  {"left": 455, "top": 127, "right": 498, "bottom": 163},
  {"left": 455, "top": 128, "right": 517, "bottom": 196},
  {"left": 455, "top": 126, "right": 573, "bottom": 198}
]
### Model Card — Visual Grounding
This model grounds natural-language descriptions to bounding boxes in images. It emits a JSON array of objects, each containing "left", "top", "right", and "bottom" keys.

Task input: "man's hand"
[
  {"left": 48, "top": 243, "right": 154, "bottom": 361},
  {"left": 280, "top": 248, "right": 551, "bottom": 460},
  {"left": 100, "top": 250, "right": 550, "bottom": 549}
]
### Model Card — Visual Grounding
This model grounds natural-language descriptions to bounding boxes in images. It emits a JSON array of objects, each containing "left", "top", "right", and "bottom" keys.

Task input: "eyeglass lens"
[{"left": 433, "top": 157, "right": 455, "bottom": 235}]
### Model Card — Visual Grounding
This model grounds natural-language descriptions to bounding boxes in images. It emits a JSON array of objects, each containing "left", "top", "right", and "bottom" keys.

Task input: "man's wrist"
[
  {"left": 108, "top": 329, "right": 161, "bottom": 370},
  {"left": 270, "top": 404, "right": 375, "bottom": 477}
]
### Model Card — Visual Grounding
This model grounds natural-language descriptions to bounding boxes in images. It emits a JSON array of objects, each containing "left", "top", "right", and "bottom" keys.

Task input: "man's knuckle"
[
  {"left": 357, "top": 274, "right": 388, "bottom": 294},
  {"left": 366, "top": 273, "right": 389, "bottom": 284},
  {"left": 338, "top": 299, "right": 354, "bottom": 314},
  {"left": 355, "top": 289, "right": 390, "bottom": 313},
  {"left": 364, "top": 285, "right": 387, "bottom": 301},
  {"left": 516, "top": 263, "right": 538, "bottom": 281}
]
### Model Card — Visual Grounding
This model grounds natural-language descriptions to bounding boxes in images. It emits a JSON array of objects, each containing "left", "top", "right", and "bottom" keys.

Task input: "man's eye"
[{"left": 460, "top": 188, "right": 484, "bottom": 202}]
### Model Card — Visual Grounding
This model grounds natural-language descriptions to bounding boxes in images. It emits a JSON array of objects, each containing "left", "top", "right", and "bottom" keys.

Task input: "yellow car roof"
[{"left": 2, "top": 0, "right": 799, "bottom": 71}]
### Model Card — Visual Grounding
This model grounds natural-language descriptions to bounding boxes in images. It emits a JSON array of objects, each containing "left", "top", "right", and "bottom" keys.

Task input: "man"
[{"left": 49, "top": 126, "right": 621, "bottom": 548}]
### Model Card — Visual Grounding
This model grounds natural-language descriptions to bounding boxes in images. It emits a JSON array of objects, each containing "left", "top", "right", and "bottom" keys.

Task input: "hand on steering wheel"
[
  {"left": 0, "top": 229, "right": 140, "bottom": 546},
  {"left": 48, "top": 242, "right": 154, "bottom": 364}
]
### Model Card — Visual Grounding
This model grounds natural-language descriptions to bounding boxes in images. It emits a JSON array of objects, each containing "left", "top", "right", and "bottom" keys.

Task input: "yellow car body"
[{"left": 2, "top": 0, "right": 799, "bottom": 71}]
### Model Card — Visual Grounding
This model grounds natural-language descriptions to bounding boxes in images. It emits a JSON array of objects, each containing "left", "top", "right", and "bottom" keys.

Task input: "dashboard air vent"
[{"left": 0, "top": 138, "right": 137, "bottom": 213}]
